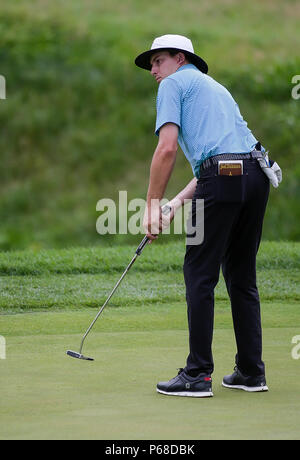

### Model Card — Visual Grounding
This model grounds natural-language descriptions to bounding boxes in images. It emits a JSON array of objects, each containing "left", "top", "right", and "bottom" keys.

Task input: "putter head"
[{"left": 66, "top": 350, "right": 94, "bottom": 361}]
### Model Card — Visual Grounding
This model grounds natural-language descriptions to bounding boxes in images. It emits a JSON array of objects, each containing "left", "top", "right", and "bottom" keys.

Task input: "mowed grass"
[{"left": 0, "top": 240, "right": 300, "bottom": 440}]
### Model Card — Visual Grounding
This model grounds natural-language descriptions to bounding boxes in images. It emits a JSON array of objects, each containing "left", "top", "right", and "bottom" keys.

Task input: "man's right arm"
[
  {"left": 158, "top": 177, "right": 197, "bottom": 233},
  {"left": 169, "top": 177, "right": 197, "bottom": 212}
]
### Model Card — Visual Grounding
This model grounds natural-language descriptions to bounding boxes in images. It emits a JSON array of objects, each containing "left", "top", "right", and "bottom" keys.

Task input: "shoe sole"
[
  {"left": 157, "top": 388, "right": 213, "bottom": 398},
  {"left": 222, "top": 382, "right": 268, "bottom": 392}
]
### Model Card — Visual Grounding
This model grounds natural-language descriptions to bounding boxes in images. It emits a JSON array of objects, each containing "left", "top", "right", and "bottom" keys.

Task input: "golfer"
[{"left": 135, "top": 35, "right": 275, "bottom": 397}]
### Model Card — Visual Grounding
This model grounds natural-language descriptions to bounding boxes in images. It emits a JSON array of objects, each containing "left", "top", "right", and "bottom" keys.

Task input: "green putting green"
[{"left": 1, "top": 303, "right": 299, "bottom": 440}]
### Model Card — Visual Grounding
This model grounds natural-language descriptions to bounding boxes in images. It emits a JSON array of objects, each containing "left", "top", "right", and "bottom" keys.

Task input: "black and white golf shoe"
[
  {"left": 222, "top": 366, "right": 268, "bottom": 392},
  {"left": 156, "top": 368, "right": 213, "bottom": 398}
]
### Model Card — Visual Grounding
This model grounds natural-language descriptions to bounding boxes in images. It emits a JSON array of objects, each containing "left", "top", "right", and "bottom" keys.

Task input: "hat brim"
[{"left": 135, "top": 47, "right": 208, "bottom": 74}]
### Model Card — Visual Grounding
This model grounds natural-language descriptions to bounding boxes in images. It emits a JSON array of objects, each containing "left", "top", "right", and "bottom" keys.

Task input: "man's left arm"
[{"left": 144, "top": 122, "right": 179, "bottom": 239}]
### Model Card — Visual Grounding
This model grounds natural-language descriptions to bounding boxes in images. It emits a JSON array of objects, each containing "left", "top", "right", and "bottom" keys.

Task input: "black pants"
[{"left": 183, "top": 158, "right": 269, "bottom": 377}]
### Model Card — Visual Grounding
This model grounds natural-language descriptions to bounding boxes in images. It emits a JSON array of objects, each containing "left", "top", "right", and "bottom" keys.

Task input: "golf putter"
[{"left": 66, "top": 204, "right": 171, "bottom": 361}]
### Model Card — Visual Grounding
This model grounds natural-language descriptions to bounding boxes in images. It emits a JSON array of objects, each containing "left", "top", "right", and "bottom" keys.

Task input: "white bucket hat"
[{"left": 135, "top": 34, "right": 208, "bottom": 74}]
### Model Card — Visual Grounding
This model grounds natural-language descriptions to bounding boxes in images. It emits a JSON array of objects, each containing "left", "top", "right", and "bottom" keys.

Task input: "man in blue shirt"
[
  {"left": 135, "top": 35, "right": 270, "bottom": 397},
  {"left": 155, "top": 63, "right": 259, "bottom": 179}
]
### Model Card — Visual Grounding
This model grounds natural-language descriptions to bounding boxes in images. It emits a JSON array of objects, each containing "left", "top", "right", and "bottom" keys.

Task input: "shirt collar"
[{"left": 176, "top": 63, "right": 198, "bottom": 73}]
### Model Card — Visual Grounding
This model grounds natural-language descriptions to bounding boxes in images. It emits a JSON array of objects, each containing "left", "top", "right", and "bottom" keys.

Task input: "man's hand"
[
  {"left": 143, "top": 202, "right": 176, "bottom": 241},
  {"left": 143, "top": 200, "right": 161, "bottom": 241}
]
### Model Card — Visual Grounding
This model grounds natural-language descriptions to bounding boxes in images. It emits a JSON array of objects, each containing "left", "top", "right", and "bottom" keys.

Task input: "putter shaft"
[
  {"left": 68, "top": 204, "right": 171, "bottom": 360},
  {"left": 79, "top": 249, "right": 143, "bottom": 354}
]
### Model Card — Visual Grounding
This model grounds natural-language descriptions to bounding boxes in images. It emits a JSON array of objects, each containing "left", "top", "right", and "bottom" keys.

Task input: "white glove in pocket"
[{"left": 257, "top": 153, "right": 282, "bottom": 188}]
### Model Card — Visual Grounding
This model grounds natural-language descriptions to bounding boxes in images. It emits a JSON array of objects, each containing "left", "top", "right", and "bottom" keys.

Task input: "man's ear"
[{"left": 176, "top": 52, "right": 187, "bottom": 65}]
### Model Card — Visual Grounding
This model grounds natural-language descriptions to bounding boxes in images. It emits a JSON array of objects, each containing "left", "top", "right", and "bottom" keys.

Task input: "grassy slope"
[
  {"left": 0, "top": 0, "right": 299, "bottom": 249},
  {"left": 0, "top": 240, "right": 299, "bottom": 312}
]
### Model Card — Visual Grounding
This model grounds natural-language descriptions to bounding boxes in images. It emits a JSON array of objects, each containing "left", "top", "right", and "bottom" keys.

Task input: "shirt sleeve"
[{"left": 155, "top": 77, "right": 181, "bottom": 136}]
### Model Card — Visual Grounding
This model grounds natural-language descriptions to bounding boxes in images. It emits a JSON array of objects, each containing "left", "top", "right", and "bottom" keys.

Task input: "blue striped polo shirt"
[{"left": 155, "top": 64, "right": 260, "bottom": 178}]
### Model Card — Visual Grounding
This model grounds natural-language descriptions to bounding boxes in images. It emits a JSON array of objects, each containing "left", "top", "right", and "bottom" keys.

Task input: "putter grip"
[
  {"left": 135, "top": 204, "right": 172, "bottom": 256},
  {"left": 136, "top": 235, "right": 149, "bottom": 255}
]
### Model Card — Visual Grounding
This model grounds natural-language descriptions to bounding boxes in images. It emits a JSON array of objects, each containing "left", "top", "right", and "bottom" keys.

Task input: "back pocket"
[{"left": 214, "top": 174, "right": 247, "bottom": 203}]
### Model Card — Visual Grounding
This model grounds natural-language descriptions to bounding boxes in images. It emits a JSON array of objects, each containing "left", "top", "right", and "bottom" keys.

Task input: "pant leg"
[
  {"left": 183, "top": 169, "right": 242, "bottom": 375},
  {"left": 221, "top": 159, "right": 269, "bottom": 376}
]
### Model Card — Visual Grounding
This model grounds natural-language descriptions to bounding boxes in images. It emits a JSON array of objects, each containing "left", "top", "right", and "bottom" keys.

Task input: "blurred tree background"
[{"left": 0, "top": 0, "right": 299, "bottom": 250}]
